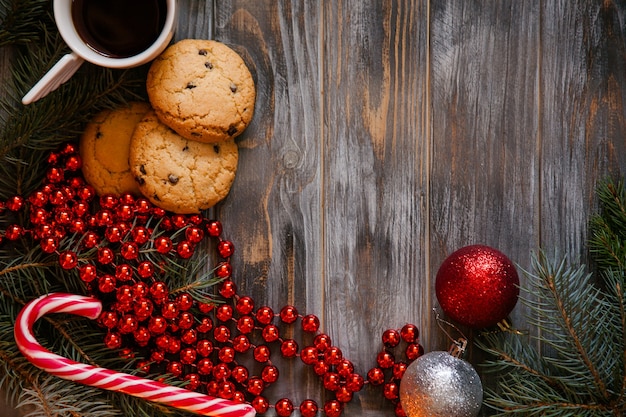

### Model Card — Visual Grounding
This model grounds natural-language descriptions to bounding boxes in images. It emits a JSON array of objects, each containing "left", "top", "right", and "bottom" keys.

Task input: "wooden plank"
[
  {"left": 213, "top": 0, "right": 326, "bottom": 405},
  {"left": 539, "top": 1, "right": 626, "bottom": 261},
  {"left": 321, "top": 1, "right": 428, "bottom": 414},
  {"left": 429, "top": 0, "right": 540, "bottom": 336}
]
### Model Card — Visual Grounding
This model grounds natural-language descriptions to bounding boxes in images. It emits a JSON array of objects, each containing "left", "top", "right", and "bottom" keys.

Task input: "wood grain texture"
[{"left": 5, "top": 1, "right": 626, "bottom": 416}]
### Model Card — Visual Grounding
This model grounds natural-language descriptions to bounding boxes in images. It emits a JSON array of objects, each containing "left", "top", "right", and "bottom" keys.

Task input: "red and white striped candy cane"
[{"left": 14, "top": 293, "right": 256, "bottom": 417}]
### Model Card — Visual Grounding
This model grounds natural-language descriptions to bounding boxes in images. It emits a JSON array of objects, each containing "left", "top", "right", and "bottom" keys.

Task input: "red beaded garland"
[{"left": 0, "top": 145, "right": 432, "bottom": 417}]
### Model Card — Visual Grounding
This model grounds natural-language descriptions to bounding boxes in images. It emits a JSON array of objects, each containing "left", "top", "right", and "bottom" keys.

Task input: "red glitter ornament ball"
[{"left": 435, "top": 244, "right": 519, "bottom": 328}]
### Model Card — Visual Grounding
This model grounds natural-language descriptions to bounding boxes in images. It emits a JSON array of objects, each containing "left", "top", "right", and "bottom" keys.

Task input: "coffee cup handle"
[{"left": 22, "top": 52, "right": 84, "bottom": 105}]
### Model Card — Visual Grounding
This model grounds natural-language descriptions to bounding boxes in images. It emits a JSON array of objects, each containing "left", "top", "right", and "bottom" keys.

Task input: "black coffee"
[{"left": 72, "top": 0, "right": 167, "bottom": 58}]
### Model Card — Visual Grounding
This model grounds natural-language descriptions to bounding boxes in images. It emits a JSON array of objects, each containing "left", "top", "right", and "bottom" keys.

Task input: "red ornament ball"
[{"left": 435, "top": 244, "right": 519, "bottom": 328}]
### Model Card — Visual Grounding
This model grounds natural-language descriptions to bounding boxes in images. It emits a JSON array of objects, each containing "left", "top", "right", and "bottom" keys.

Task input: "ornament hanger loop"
[{"left": 433, "top": 308, "right": 468, "bottom": 358}]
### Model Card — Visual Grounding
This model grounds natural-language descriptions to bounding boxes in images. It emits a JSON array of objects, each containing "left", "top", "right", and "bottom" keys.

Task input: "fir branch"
[
  {"left": 0, "top": 0, "right": 50, "bottom": 46},
  {"left": 478, "top": 251, "right": 626, "bottom": 416}
]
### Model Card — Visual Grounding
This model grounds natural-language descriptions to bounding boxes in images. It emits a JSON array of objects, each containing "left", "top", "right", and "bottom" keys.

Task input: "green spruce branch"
[{"left": 479, "top": 178, "right": 626, "bottom": 416}]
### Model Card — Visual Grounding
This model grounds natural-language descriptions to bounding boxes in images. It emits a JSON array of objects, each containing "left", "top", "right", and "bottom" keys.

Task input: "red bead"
[
  {"left": 178, "top": 311, "right": 194, "bottom": 329},
  {"left": 232, "top": 365, "right": 249, "bottom": 383},
  {"left": 185, "top": 373, "right": 201, "bottom": 391},
  {"left": 98, "top": 274, "right": 117, "bottom": 293},
  {"left": 324, "top": 346, "right": 343, "bottom": 366},
  {"left": 301, "top": 314, "right": 320, "bottom": 333},
  {"left": 323, "top": 400, "right": 343, "bottom": 417},
  {"left": 134, "top": 198, "right": 152, "bottom": 214},
  {"left": 279, "top": 305, "right": 299, "bottom": 324},
  {"left": 253, "top": 345, "right": 271, "bottom": 363},
  {"left": 131, "top": 226, "right": 151, "bottom": 245},
  {"left": 235, "top": 296, "right": 254, "bottom": 315},
  {"left": 40, "top": 237, "right": 58, "bottom": 254},
  {"left": 213, "top": 363, "right": 231, "bottom": 380},
  {"left": 133, "top": 282, "right": 149, "bottom": 298},
  {"left": 155, "top": 335, "right": 170, "bottom": 351},
  {"left": 236, "top": 316, "right": 255, "bottom": 334},
  {"left": 218, "top": 381, "right": 236, "bottom": 399},
  {"left": 252, "top": 396, "right": 270, "bottom": 413},
  {"left": 275, "top": 398, "right": 294, "bottom": 417},
  {"left": 215, "top": 262, "right": 232, "bottom": 278},
  {"left": 196, "top": 339, "right": 214, "bottom": 357},
  {"left": 162, "top": 301, "right": 179, "bottom": 319},
  {"left": 280, "top": 339, "right": 299, "bottom": 358},
  {"left": 367, "top": 367, "right": 385, "bottom": 385},
  {"left": 395, "top": 402, "right": 407, "bottom": 417},
  {"left": 405, "top": 343, "right": 424, "bottom": 361},
  {"left": 256, "top": 306, "right": 274, "bottom": 325},
  {"left": 148, "top": 316, "right": 167, "bottom": 335},
  {"left": 154, "top": 236, "right": 173, "bottom": 254},
  {"left": 83, "top": 231, "right": 100, "bottom": 249},
  {"left": 76, "top": 185, "right": 95, "bottom": 201},
  {"left": 383, "top": 381, "right": 400, "bottom": 400},
  {"left": 313, "top": 360, "right": 330, "bottom": 376},
  {"left": 299, "top": 400, "right": 319, "bottom": 417},
  {"left": 261, "top": 324, "right": 280, "bottom": 343},
  {"left": 137, "top": 261, "right": 155, "bottom": 279},
  {"left": 336, "top": 386, "right": 353, "bottom": 403},
  {"left": 197, "top": 317, "right": 214, "bottom": 333},
  {"left": 133, "top": 327, "right": 151, "bottom": 346},
  {"left": 97, "top": 247, "right": 115, "bottom": 265},
  {"left": 29, "top": 190, "right": 48, "bottom": 207},
  {"left": 400, "top": 323, "right": 419, "bottom": 343},
  {"left": 218, "top": 346, "right": 236, "bottom": 363},
  {"left": 104, "top": 332, "right": 122, "bottom": 349},
  {"left": 166, "top": 361, "right": 183, "bottom": 377},
  {"left": 198, "top": 302, "right": 215, "bottom": 314},
  {"left": 149, "top": 282, "right": 169, "bottom": 302},
  {"left": 185, "top": 226, "right": 204, "bottom": 243},
  {"left": 219, "top": 280, "right": 237, "bottom": 298},
  {"left": 100, "top": 311, "right": 118, "bottom": 329},
  {"left": 116, "top": 285, "right": 134, "bottom": 305},
  {"left": 176, "top": 241, "right": 195, "bottom": 259},
  {"left": 118, "top": 315, "right": 139, "bottom": 334},
  {"left": 232, "top": 334, "right": 251, "bottom": 353},
  {"left": 206, "top": 220, "right": 222, "bottom": 237},
  {"left": 213, "top": 325, "right": 230, "bottom": 343},
  {"left": 300, "top": 346, "right": 319, "bottom": 366},
  {"left": 177, "top": 293, "right": 194, "bottom": 311},
  {"left": 181, "top": 329, "right": 198, "bottom": 345},
  {"left": 180, "top": 347, "right": 197, "bottom": 364},
  {"left": 6, "top": 196, "right": 24, "bottom": 211},
  {"left": 382, "top": 329, "right": 401, "bottom": 348},
  {"left": 261, "top": 365, "right": 279, "bottom": 384},
  {"left": 30, "top": 208, "right": 48, "bottom": 225},
  {"left": 216, "top": 304, "right": 233, "bottom": 322},
  {"left": 46, "top": 166, "right": 64, "bottom": 183},
  {"left": 114, "top": 264, "right": 133, "bottom": 282},
  {"left": 217, "top": 240, "right": 235, "bottom": 258},
  {"left": 120, "top": 241, "right": 139, "bottom": 260},
  {"left": 313, "top": 333, "right": 332, "bottom": 352},
  {"left": 167, "top": 338, "right": 181, "bottom": 354},
  {"left": 336, "top": 359, "right": 354, "bottom": 378},
  {"left": 197, "top": 357, "right": 213, "bottom": 375},
  {"left": 105, "top": 225, "right": 124, "bottom": 243},
  {"left": 346, "top": 373, "right": 365, "bottom": 392},
  {"left": 323, "top": 372, "right": 341, "bottom": 391},
  {"left": 376, "top": 350, "right": 395, "bottom": 369},
  {"left": 170, "top": 214, "right": 187, "bottom": 229},
  {"left": 5, "top": 225, "right": 24, "bottom": 241},
  {"left": 393, "top": 362, "right": 408, "bottom": 381}
]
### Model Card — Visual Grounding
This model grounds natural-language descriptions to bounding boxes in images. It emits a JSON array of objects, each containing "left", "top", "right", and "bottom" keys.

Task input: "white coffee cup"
[{"left": 22, "top": 0, "right": 177, "bottom": 105}]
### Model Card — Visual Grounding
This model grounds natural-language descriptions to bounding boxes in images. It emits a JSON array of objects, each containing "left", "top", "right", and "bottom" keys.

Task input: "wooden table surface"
[{"left": 4, "top": 1, "right": 626, "bottom": 416}]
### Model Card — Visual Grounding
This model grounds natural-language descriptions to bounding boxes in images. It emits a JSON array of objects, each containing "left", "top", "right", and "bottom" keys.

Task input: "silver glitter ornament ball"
[{"left": 399, "top": 351, "right": 483, "bottom": 417}]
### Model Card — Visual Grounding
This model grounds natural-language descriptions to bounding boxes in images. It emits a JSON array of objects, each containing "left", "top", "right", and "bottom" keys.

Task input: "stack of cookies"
[{"left": 80, "top": 39, "right": 256, "bottom": 214}]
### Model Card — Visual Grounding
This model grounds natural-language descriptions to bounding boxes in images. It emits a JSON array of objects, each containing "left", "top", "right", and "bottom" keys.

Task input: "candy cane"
[{"left": 14, "top": 293, "right": 256, "bottom": 417}]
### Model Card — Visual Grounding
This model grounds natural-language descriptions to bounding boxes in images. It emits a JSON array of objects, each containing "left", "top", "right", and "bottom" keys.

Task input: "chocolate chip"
[
  {"left": 153, "top": 194, "right": 161, "bottom": 201},
  {"left": 227, "top": 125, "right": 238, "bottom": 136},
  {"left": 230, "top": 83, "right": 237, "bottom": 93},
  {"left": 135, "top": 176, "right": 145, "bottom": 185},
  {"left": 205, "top": 61, "right": 213, "bottom": 69},
  {"left": 186, "top": 82, "right": 196, "bottom": 89},
  {"left": 140, "top": 165, "right": 146, "bottom": 175},
  {"left": 168, "top": 174, "right": 179, "bottom": 184},
  {"left": 95, "top": 129, "right": 103, "bottom": 139},
  {"left": 213, "top": 145, "right": 220, "bottom": 154},
  {"left": 182, "top": 145, "right": 189, "bottom": 152},
  {"left": 199, "top": 49, "right": 207, "bottom": 56}
]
